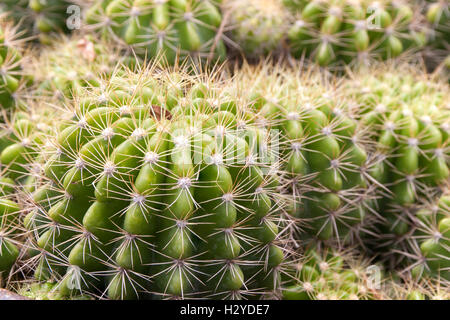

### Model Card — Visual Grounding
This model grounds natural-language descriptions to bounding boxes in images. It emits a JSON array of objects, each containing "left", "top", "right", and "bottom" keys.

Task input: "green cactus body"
[
  {"left": 34, "top": 35, "right": 126, "bottom": 99},
  {"left": 85, "top": 0, "right": 226, "bottom": 64},
  {"left": 0, "top": 17, "right": 29, "bottom": 111},
  {"left": 423, "top": 1, "right": 450, "bottom": 72},
  {"left": 28, "top": 0, "right": 75, "bottom": 43},
  {"left": 282, "top": 247, "right": 384, "bottom": 300},
  {"left": 0, "top": 176, "right": 21, "bottom": 286},
  {"left": 21, "top": 65, "right": 292, "bottom": 300},
  {"left": 343, "top": 65, "right": 449, "bottom": 281},
  {"left": 226, "top": 0, "right": 288, "bottom": 58},
  {"left": 236, "top": 67, "right": 377, "bottom": 247},
  {"left": 286, "top": 0, "right": 424, "bottom": 67},
  {"left": 0, "top": 107, "right": 57, "bottom": 183}
]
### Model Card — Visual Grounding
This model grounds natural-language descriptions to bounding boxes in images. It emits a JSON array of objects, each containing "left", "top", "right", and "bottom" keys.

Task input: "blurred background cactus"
[
  {"left": 32, "top": 35, "right": 125, "bottom": 99},
  {"left": 224, "top": 0, "right": 288, "bottom": 59},
  {"left": 84, "top": 0, "right": 227, "bottom": 64},
  {"left": 422, "top": 0, "right": 449, "bottom": 72},
  {"left": 285, "top": 0, "right": 426, "bottom": 67},
  {"left": 28, "top": 0, "right": 76, "bottom": 43},
  {"left": 0, "top": 0, "right": 77, "bottom": 43}
]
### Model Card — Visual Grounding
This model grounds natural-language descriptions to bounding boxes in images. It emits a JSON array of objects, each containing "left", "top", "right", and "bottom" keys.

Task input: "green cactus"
[
  {"left": 286, "top": 0, "right": 427, "bottom": 67},
  {"left": 85, "top": 0, "right": 227, "bottom": 64},
  {"left": 340, "top": 64, "right": 449, "bottom": 281},
  {"left": 0, "top": 176, "right": 21, "bottom": 286},
  {"left": 28, "top": 0, "right": 76, "bottom": 43},
  {"left": 282, "top": 246, "right": 386, "bottom": 300},
  {"left": 230, "top": 63, "right": 378, "bottom": 247},
  {"left": 33, "top": 35, "right": 128, "bottom": 99},
  {"left": 403, "top": 191, "right": 450, "bottom": 282},
  {"left": 225, "top": 0, "right": 288, "bottom": 58},
  {"left": 19, "top": 64, "right": 292, "bottom": 300},
  {"left": 0, "top": 16, "right": 30, "bottom": 111},
  {"left": 423, "top": 0, "right": 449, "bottom": 72}
]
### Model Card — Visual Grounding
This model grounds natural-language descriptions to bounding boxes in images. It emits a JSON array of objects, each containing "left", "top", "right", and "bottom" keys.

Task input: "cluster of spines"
[
  {"left": 402, "top": 190, "right": 449, "bottom": 282},
  {"left": 386, "top": 272, "right": 449, "bottom": 300}
]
